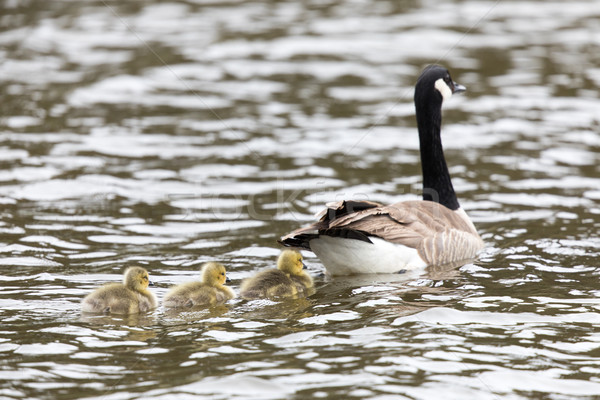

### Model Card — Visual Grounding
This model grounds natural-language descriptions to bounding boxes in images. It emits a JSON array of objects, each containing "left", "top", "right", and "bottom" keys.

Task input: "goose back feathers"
[{"left": 280, "top": 199, "right": 483, "bottom": 270}]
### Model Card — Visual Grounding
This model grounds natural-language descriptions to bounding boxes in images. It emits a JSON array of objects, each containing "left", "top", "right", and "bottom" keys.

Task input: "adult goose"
[{"left": 279, "top": 65, "right": 484, "bottom": 275}]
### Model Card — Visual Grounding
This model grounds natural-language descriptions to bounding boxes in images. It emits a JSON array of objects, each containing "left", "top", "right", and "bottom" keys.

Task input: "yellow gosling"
[
  {"left": 81, "top": 266, "right": 157, "bottom": 314},
  {"left": 240, "top": 250, "right": 313, "bottom": 299},
  {"left": 163, "top": 262, "right": 235, "bottom": 308}
]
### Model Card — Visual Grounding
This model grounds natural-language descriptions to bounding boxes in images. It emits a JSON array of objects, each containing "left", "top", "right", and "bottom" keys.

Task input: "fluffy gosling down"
[
  {"left": 240, "top": 250, "right": 313, "bottom": 299},
  {"left": 81, "top": 266, "right": 157, "bottom": 314},
  {"left": 163, "top": 262, "right": 235, "bottom": 308}
]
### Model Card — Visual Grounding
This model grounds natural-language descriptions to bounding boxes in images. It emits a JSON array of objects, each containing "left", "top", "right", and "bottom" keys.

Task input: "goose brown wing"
[
  {"left": 279, "top": 200, "right": 382, "bottom": 249},
  {"left": 322, "top": 201, "right": 432, "bottom": 247},
  {"left": 280, "top": 200, "right": 483, "bottom": 264},
  {"left": 280, "top": 199, "right": 430, "bottom": 249},
  {"left": 329, "top": 200, "right": 477, "bottom": 239},
  {"left": 315, "top": 199, "right": 384, "bottom": 220},
  {"left": 334, "top": 200, "right": 482, "bottom": 264}
]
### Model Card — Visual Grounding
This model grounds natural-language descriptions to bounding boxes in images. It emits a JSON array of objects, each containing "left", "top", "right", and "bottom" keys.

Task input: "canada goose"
[
  {"left": 163, "top": 262, "right": 235, "bottom": 308},
  {"left": 81, "top": 266, "right": 157, "bottom": 314},
  {"left": 240, "top": 250, "right": 313, "bottom": 299},
  {"left": 280, "top": 65, "right": 484, "bottom": 275}
]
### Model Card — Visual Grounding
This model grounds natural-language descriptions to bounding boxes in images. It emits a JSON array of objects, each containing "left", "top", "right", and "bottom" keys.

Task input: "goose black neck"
[{"left": 415, "top": 97, "right": 460, "bottom": 211}]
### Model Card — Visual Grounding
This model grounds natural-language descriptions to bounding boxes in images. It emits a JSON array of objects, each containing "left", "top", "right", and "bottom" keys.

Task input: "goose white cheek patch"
[{"left": 435, "top": 78, "right": 453, "bottom": 101}]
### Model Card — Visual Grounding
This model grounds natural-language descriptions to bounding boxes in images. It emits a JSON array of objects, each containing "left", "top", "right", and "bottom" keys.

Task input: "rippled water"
[{"left": 1, "top": 0, "right": 600, "bottom": 398}]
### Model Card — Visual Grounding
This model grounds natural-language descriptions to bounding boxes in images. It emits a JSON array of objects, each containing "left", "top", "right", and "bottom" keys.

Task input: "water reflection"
[
  {"left": 80, "top": 312, "right": 159, "bottom": 329},
  {"left": 237, "top": 296, "right": 315, "bottom": 321},
  {"left": 163, "top": 304, "right": 232, "bottom": 321}
]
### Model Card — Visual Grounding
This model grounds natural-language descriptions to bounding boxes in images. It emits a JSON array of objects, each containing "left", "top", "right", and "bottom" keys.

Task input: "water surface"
[{"left": 1, "top": 0, "right": 600, "bottom": 399}]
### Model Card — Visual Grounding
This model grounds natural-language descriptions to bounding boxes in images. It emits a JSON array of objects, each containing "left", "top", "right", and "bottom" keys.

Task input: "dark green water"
[{"left": 1, "top": 0, "right": 600, "bottom": 399}]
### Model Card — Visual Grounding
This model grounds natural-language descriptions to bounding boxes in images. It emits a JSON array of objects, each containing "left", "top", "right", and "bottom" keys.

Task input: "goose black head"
[{"left": 415, "top": 65, "right": 466, "bottom": 106}]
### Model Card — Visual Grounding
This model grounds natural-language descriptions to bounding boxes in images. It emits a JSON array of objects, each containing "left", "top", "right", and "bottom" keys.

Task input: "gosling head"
[
  {"left": 277, "top": 250, "right": 305, "bottom": 276},
  {"left": 201, "top": 262, "right": 229, "bottom": 286},
  {"left": 415, "top": 64, "right": 466, "bottom": 105},
  {"left": 123, "top": 266, "right": 152, "bottom": 291}
]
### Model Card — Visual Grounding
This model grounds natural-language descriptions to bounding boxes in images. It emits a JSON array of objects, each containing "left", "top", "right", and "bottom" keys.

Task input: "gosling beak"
[
  {"left": 452, "top": 81, "right": 466, "bottom": 94},
  {"left": 226, "top": 276, "right": 231, "bottom": 283},
  {"left": 302, "top": 262, "right": 307, "bottom": 270},
  {"left": 148, "top": 281, "right": 155, "bottom": 287}
]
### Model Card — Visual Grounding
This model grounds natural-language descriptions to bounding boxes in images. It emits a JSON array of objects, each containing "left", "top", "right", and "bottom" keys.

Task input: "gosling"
[
  {"left": 240, "top": 250, "right": 313, "bottom": 299},
  {"left": 81, "top": 266, "right": 157, "bottom": 314},
  {"left": 163, "top": 262, "right": 235, "bottom": 308}
]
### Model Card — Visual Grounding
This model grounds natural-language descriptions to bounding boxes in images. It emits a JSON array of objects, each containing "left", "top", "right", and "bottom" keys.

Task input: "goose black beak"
[
  {"left": 226, "top": 277, "right": 231, "bottom": 283},
  {"left": 148, "top": 281, "right": 155, "bottom": 287},
  {"left": 302, "top": 262, "right": 307, "bottom": 270},
  {"left": 452, "top": 82, "right": 466, "bottom": 94}
]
